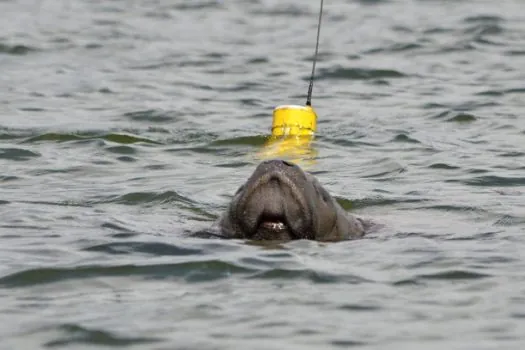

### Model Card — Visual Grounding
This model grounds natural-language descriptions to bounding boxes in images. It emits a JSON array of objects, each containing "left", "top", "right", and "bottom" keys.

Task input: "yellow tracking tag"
[
  {"left": 257, "top": 104, "right": 318, "bottom": 168},
  {"left": 271, "top": 105, "right": 317, "bottom": 136}
]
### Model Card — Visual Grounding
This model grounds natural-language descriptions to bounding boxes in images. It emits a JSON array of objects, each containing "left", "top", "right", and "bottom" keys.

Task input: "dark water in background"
[{"left": 1, "top": 0, "right": 525, "bottom": 348}]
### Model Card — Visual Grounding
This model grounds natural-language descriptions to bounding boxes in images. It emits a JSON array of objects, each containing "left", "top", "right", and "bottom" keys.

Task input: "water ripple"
[
  {"left": 0, "top": 261, "right": 254, "bottom": 288},
  {"left": 316, "top": 66, "right": 407, "bottom": 80},
  {"left": 427, "top": 163, "right": 461, "bottom": 170},
  {"left": 95, "top": 191, "right": 193, "bottom": 206},
  {"left": 23, "top": 132, "right": 161, "bottom": 145},
  {"left": 43, "top": 323, "right": 162, "bottom": 347},
  {"left": 0, "top": 148, "right": 40, "bottom": 161},
  {"left": 463, "top": 175, "right": 525, "bottom": 187},
  {"left": 174, "top": 1, "right": 222, "bottom": 11},
  {"left": 417, "top": 269, "right": 491, "bottom": 281},
  {"left": 83, "top": 242, "right": 202, "bottom": 256},
  {"left": 122, "top": 109, "right": 180, "bottom": 123},
  {"left": 0, "top": 175, "right": 20, "bottom": 182},
  {"left": 248, "top": 268, "right": 368, "bottom": 284},
  {"left": 0, "top": 43, "right": 36, "bottom": 55}
]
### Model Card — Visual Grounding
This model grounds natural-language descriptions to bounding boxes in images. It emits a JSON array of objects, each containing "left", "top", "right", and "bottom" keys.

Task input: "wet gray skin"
[{"left": 216, "top": 160, "right": 368, "bottom": 241}]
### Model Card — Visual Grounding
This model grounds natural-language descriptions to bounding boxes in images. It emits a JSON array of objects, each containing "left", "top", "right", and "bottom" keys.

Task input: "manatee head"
[{"left": 218, "top": 159, "right": 365, "bottom": 241}]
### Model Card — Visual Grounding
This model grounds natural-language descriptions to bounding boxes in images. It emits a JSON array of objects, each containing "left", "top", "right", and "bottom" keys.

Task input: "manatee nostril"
[{"left": 282, "top": 160, "right": 294, "bottom": 167}]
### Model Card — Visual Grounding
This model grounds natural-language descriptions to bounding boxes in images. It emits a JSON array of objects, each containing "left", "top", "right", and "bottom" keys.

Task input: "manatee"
[{"left": 212, "top": 159, "right": 370, "bottom": 241}]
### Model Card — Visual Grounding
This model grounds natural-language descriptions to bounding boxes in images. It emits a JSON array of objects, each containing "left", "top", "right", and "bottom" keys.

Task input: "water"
[{"left": 1, "top": 0, "right": 525, "bottom": 348}]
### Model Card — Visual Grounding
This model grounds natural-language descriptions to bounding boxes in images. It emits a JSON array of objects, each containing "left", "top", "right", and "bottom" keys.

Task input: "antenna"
[{"left": 306, "top": 0, "right": 324, "bottom": 107}]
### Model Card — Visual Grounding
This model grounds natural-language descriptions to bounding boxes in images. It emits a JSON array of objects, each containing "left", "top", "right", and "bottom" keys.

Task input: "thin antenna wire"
[{"left": 306, "top": 0, "right": 324, "bottom": 107}]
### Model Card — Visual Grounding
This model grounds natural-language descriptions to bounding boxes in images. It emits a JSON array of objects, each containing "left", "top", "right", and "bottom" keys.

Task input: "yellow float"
[{"left": 258, "top": 0, "right": 324, "bottom": 168}]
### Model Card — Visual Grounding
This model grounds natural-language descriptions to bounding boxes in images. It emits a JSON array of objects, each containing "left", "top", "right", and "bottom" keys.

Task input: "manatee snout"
[
  {"left": 233, "top": 160, "right": 310, "bottom": 240},
  {"left": 216, "top": 159, "right": 368, "bottom": 241}
]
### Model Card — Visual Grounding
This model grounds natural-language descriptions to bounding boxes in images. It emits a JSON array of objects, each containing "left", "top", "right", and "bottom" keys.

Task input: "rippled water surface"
[{"left": 2, "top": 0, "right": 525, "bottom": 348}]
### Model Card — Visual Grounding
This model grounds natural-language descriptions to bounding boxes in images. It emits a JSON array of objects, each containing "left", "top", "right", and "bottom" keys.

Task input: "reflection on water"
[{"left": 257, "top": 134, "right": 318, "bottom": 169}]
